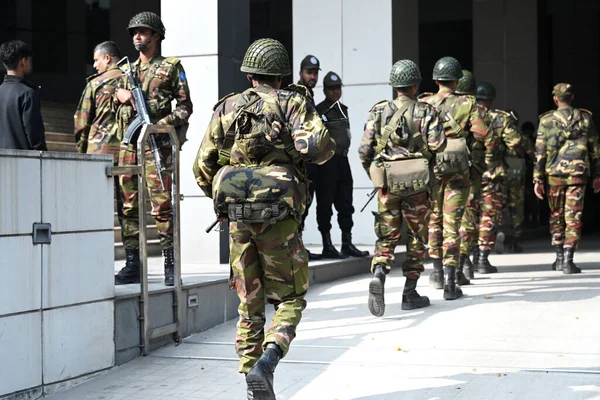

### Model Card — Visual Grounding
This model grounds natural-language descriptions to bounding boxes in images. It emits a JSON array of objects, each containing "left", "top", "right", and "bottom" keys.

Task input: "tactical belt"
[{"left": 227, "top": 203, "right": 290, "bottom": 224}]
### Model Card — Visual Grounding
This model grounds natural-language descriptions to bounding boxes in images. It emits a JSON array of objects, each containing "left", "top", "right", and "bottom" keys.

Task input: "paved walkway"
[{"left": 50, "top": 237, "right": 600, "bottom": 399}]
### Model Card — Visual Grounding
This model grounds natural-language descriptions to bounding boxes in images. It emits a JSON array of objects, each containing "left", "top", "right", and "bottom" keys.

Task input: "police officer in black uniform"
[
  {"left": 315, "top": 71, "right": 369, "bottom": 258},
  {"left": 298, "top": 55, "right": 322, "bottom": 260}
]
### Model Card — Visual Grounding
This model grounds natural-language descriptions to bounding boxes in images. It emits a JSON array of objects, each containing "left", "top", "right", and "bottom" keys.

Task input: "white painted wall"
[
  {"left": 294, "top": 0, "right": 393, "bottom": 246},
  {"left": 161, "top": 0, "right": 222, "bottom": 264},
  {"left": 0, "top": 151, "right": 115, "bottom": 397}
]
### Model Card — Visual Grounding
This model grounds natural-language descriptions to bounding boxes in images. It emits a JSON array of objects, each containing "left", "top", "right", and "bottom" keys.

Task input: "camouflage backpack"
[{"left": 545, "top": 109, "right": 591, "bottom": 177}]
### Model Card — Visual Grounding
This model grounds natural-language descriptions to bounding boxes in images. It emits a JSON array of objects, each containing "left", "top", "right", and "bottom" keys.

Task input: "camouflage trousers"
[
  {"left": 547, "top": 184, "right": 585, "bottom": 249},
  {"left": 478, "top": 178, "right": 504, "bottom": 251},
  {"left": 119, "top": 144, "right": 173, "bottom": 250},
  {"left": 428, "top": 173, "right": 470, "bottom": 267},
  {"left": 371, "top": 189, "right": 430, "bottom": 279},
  {"left": 459, "top": 170, "right": 482, "bottom": 255},
  {"left": 230, "top": 217, "right": 308, "bottom": 374},
  {"left": 502, "top": 178, "right": 525, "bottom": 238}
]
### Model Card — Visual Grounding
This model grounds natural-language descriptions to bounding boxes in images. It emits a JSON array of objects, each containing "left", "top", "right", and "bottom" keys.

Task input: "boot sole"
[
  {"left": 443, "top": 287, "right": 463, "bottom": 300},
  {"left": 563, "top": 269, "right": 581, "bottom": 274},
  {"left": 401, "top": 300, "right": 430, "bottom": 310},
  {"left": 246, "top": 372, "right": 276, "bottom": 400},
  {"left": 115, "top": 278, "right": 140, "bottom": 285},
  {"left": 368, "top": 277, "right": 385, "bottom": 317}
]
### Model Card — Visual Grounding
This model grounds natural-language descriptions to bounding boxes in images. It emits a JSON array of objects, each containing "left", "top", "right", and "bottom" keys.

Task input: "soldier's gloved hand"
[
  {"left": 534, "top": 182, "right": 545, "bottom": 200},
  {"left": 116, "top": 88, "right": 135, "bottom": 109},
  {"left": 593, "top": 177, "right": 600, "bottom": 194}
]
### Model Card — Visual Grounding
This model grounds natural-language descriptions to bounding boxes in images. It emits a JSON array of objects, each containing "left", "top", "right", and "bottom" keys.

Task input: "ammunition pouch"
[
  {"left": 505, "top": 156, "right": 525, "bottom": 181},
  {"left": 370, "top": 158, "right": 431, "bottom": 198},
  {"left": 435, "top": 137, "right": 470, "bottom": 175},
  {"left": 227, "top": 202, "right": 290, "bottom": 224}
]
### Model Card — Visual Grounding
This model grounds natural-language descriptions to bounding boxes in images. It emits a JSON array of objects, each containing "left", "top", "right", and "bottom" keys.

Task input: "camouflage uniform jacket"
[
  {"left": 193, "top": 83, "right": 335, "bottom": 209},
  {"left": 534, "top": 105, "right": 600, "bottom": 186},
  {"left": 484, "top": 108, "right": 522, "bottom": 180},
  {"left": 418, "top": 87, "right": 490, "bottom": 177},
  {"left": 116, "top": 55, "right": 193, "bottom": 142},
  {"left": 74, "top": 65, "right": 122, "bottom": 157},
  {"left": 358, "top": 94, "right": 446, "bottom": 175}
]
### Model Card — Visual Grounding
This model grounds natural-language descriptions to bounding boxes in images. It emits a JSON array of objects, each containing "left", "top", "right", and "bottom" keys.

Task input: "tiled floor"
[{"left": 49, "top": 238, "right": 600, "bottom": 399}]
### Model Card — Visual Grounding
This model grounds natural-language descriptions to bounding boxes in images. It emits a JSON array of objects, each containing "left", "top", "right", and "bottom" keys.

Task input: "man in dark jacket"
[{"left": 0, "top": 40, "right": 46, "bottom": 150}]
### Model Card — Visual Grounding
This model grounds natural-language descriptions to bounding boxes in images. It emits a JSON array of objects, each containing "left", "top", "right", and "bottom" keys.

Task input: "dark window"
[{"left": 32, "top": 0, "right": 68, "bottom": 73}]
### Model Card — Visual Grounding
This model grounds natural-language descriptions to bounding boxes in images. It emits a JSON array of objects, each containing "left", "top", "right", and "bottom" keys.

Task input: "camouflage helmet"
[
  {"left": 476, "top": 82, "right": 497, "bottom": 100},
  {"left": 432, "top": 56, "right": 463, "bottom": 81},
  {"left": 127, "top": 12, "right": 165, "bottom": 39},
  {"left": 455, "top": 70, "right": 476, "bottom": 95},
  {"left": 241, "top": 38, "right": 291, "bottom": 76},
  {"left": 389, "top": 60, "right": 422, "bottom": 87}
]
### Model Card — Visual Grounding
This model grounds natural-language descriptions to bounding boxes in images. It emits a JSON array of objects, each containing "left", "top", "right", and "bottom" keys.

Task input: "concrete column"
[
  {"left": 293, "top": 0, "right": 393, "bottom": 246},
  {"left": 473, "top": 0, "right": 538, "bottom": 125}
]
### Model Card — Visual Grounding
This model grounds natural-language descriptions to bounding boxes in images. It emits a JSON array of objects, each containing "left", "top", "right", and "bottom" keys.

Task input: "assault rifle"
[
  {"left": 117, "top": 56, "right": 167, "bottom": 191},
  {"left": 360, "top": 189, "right": 378, "bottom": 212}
]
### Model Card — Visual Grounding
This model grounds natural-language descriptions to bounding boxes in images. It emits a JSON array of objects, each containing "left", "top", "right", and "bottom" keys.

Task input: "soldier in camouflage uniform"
[
  {"left": 194, "top": 38, "right": 335, "bottom": 399},
  {"left": 419, "top": 57, "right": 489, "bottom": 300},
  {"left": 114, "top": 12, "right": 193, "bottom": 286},
  {"left": 455, "top": 70, "right": 483, "bottom": 284},
  {"left": 359, "top": 59, "right": 446, "bottom": 316},
  {"left": 534, "top": 83, "right": 600, "bottom": 274},
  {"left": 74, "top": 41, "right": 124, "bottom": 242},
  {"left": 502, "top": 110, "right": 535, "bottom": 253},
  {"left": 475, "top": 82, "right": 521, "bottom": 274}
]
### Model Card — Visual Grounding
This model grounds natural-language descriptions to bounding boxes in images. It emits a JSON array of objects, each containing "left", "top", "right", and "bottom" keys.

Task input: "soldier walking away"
[
  {"left": 74, "top": 41, "right": 125, "bottom": 238},
  {"left": 0, "top": 40, "right": 46, "bottom": 151},
  {"left": 114, "top": 11, "right": 193, "bottom": 286},
  {"left": 315, "top": 71, "right": 369, "bottom": 259},
  {"left": 419, "top": 57, "right": 489, "bottom": 300},
  {"left": 297, "top": 54, "right": 322, "bottom": 261},
  {"left": 359, "top": 60, "right": 446, "bottom": 316},
  {"left": 455, "top": 70, "right": 483, "bottom": 284},
  {"left": 474, "top": 82, "right": 521, "bottom": 274},
  {"left": 193, "top": 38, "right": 335, "bottom": 399},
  {"left": 534, "top": 83, "right": 600, "bottom": 274}
]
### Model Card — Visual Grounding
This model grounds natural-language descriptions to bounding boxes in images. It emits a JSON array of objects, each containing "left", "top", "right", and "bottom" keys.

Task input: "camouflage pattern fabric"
[
  {"left": 478, "top": 178, "right": 504, "bottom": 251},
  {"left": 359, "top": 94, "right": 445, "bottom": 272},
  {"left": 459, "top": 170, "right": 482, "bottom": 255},
  {"left": 194, "top": 82, "right": 334, "bottom": 374},
  {"left": 371, "top": 189, "right": 430, "bottom": 278},
  {"left": 117, "top": 55, "right": 192, "bottom": 250},
  {"left": 547, "top": 185, "right": 585, "bottom": 249},
  {"left": 534, "top": 106, "right": 600, "bottom": 186},
  {"left": 74, "top": 65, "right": 122, "bottom": 158},
  {"left": 419, "top": 88, "right": 489, "bottom": 267},
  {"left": 483, "top": 109, "right": 521, "bottom": 181},
  {"left": 358, "top": 94, "right": 446, "bottom": 173},
  {"left": 230, "top": 217, "right": 308, "bottom": 373}
]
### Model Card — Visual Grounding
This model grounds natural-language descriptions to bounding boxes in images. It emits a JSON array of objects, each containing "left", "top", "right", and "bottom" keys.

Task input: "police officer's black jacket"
[
  {"left": 316, "top": 99, "right": 351, "bottom": 155},
  {"left": 0, "top": 75, "right": 47, "bottom": 150}
]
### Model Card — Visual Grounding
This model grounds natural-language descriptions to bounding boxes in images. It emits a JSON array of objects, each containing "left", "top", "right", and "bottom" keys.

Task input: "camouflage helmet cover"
[
  {"left": 127, "top": 12, "right": 165, "bottom": 39},
  {"left": 241, "top": 38, "right": 291, "bottom": 76},
  {"left": 432, "top": 56, "right": 463, "bottom": 81},
  {"left": 389, "top": 59, "right": 422, "bottom": 87},
  {"left": 476, "top": 81, "right": 497, "bottom": 100},
  {"left": 455, "top": 70, "right": 476, "bottom": 95}
]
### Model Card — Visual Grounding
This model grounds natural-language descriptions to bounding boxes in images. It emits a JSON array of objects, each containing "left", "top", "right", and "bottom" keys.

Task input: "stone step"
[
  {"left": 46, "top": 132, "right": 75, "bottom": 143},
  {"left": 114, "top": 225, "right": 158, "bottom": 243},
  {"left": 114, "top": 239, "right": 162, "bottom": 260},
  {"left": 47, "top": 141, "right": 77, "bottom": 152}
]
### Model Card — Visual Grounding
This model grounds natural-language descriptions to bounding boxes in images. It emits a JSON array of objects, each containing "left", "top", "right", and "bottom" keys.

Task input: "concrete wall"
[
  {"left": 0, "top": 150, "right": 115, "bottom": 399},
  {"left": 293, "top": 0, "right": 393, "bottom": 246}
]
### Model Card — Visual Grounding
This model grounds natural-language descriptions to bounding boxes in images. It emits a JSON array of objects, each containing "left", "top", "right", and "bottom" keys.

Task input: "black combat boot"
[
  {"left": 246, "top": 343, "right": 282, "bottom": 400},
  {"left": 512, "top": 237, "right": 523, "bottom": 253},
  {"left": 495, "top": 230, "right": 505, "bottom": 254},
  {"left": 551, "top": 245, "right": 564, "bottom": 271},
  {"left": 163, "top": 248, "right": 175, "bottom": 286},
  {"left": 115, "top": 249, "right": 140, "bottom": 285},
  {"left": 401, "top": 277, "right": 430, "bottom": 310},
  {"left": 429, "top": 258, "right": 444, "bottom": 289},
  {"left": 306, "top": 249, "right": 322, "bottom": 261},
  {"left": 562, "top": 248, "right": 581, "bottom": 274},
  {"left": 463, "top": 251, "right": 475, "bottom": 280},
  {"left": 340, "top": 231, "right": 369, "bottom": 257},
  {"left": 368, "top": 264, "right": 386, "bottom": 317},
  {"left": 457, "top": 254, "right": 471, "bottom": 285},
  {"left": 443, "top": 265, "right": 463, "bottom": 300},
  {"left": 477, "top": 249, "right": 498, "bottom": 274},
  {"left": 505, "top": 235, "right": 514, "bottom": 253},
  {"left": 321, "top": 231, "right": 348, "bottom": 259}
]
